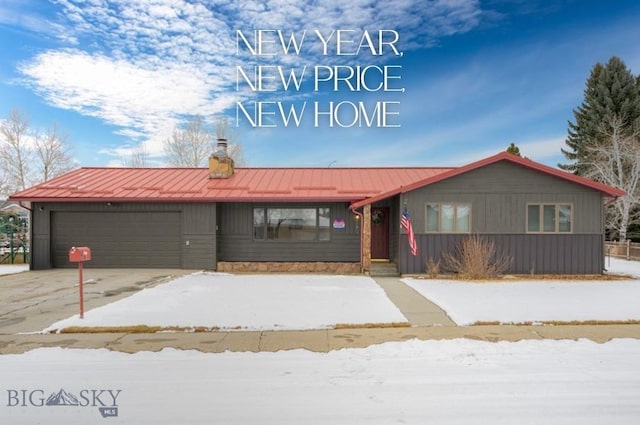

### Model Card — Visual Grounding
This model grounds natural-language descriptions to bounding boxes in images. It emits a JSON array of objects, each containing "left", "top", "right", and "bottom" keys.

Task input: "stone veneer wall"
[{"left": 217, "top": 261, "right": 361, "bottom": 274}]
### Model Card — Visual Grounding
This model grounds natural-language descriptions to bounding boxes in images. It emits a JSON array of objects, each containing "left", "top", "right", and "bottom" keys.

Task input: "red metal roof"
[
  {"left": 9, "top": 152, "right": 625, "bottom": 206},
  {"left": 9, "top": 166, "right": 452, "bottom": 203}
]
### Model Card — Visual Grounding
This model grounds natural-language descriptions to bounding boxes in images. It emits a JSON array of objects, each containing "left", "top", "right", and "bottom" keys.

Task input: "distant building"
[{"left": 1, "top": 201, "right": 30, "bottom": 254}]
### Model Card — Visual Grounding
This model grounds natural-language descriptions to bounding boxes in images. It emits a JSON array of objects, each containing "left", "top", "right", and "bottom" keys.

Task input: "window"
[
  {"left": 426, "top": 203, "right": 471, "bottom": 233},
  {"left": 253, "top": 207, "right": 331, "bottom": 241},
  {"left": 318, "top": 207, "right": 331, "bottom": 241},
  {"left": 527, "top": 204, "right": 572, "bottom": 233},
  {"left": 253, "top": 208, "right": 265, "bottom": 239}
]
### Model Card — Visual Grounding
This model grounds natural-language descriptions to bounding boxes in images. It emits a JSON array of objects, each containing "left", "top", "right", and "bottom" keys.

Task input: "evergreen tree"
[
  {"left": 506, "top": 143, "right": 521, "bottom": 157},
  {"left": 560, "top": 56, "right": 640, "bottom": 173}
]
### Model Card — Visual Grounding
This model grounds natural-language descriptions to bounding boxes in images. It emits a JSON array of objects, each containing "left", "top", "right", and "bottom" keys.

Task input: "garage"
[{"left": 51, "top": 211, "right": 182, "bottom": 268}]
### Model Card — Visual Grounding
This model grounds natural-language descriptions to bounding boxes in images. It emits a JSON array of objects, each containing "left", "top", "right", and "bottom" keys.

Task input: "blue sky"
[{"left": 1, "top": 0, "right": 639, "bottom": 168}]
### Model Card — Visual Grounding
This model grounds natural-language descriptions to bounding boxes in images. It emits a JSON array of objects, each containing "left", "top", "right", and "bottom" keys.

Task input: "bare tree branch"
[
  {"left": 0, "top": 171, "right": 10, "bottom": 199},
  {"left": 227, "top": 143, "right": 244, "bottom": 165},
  {"left": 122, "top": 145, "right": 150, "bottom": 167},
  {"left": 34, "top": 123, "right": 76, "bottom": 181},
  {"left": 1, "top": 109, "right": 77, "bottom": 195},
  {"left": 582, "top": 114, "right": 640, "bottom": 240},
  {"left": 0, "top": 109, "right": 33, "bottom": 192},
  {"left": 164, "top": 115, "right": 244, "bottom": 167},
  {"left": 163, "top": 116, "right": 212, "bottom": 167}
]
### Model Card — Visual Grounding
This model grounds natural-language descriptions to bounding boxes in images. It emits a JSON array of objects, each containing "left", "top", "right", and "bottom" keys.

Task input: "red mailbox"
[
  {"left": 69, "top": 246, "right": 91, "bottom": 262},
  {"left": 69, "top": 246, "right": 91, "bottom": 319}
]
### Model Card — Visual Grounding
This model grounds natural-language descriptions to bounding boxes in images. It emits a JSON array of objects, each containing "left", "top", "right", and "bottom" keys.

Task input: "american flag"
[{"left": 401, "top": 206, "right": 418, "bottom": 256}]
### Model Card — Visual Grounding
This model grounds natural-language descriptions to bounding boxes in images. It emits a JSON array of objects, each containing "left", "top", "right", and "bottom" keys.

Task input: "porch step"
[{"left": 369, "top": 261, "right": 400, "bottom": 277}]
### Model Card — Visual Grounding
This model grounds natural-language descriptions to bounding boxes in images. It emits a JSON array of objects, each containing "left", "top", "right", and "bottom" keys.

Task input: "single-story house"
[{"left": 8, "top": 146, "right": 624, "bottom": 275}]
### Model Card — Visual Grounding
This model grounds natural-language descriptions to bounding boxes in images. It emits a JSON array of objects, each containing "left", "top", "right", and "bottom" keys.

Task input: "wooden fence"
[{"left": 605, "top": 240, "right": 640, "bottom": 261}]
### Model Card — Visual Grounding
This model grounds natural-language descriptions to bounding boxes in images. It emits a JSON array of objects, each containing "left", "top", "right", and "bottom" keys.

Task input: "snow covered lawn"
[
  {"left": 403, "top": 278, "right": 640, "bottom": 325},
  {"left": 607, "top": 257, "right": 640, "bottom": 278},
  {"left": 0, "top": 264, "right": 29, "bottom": 276},
  {"left": 404, "top": 258, "right": 640, "bottom": 325},
  {"left": 45, "top": 273, "right": 407, "bottom": 332},
  {"left": 1, "top": 339, "right": 639, "bottom": 424}
]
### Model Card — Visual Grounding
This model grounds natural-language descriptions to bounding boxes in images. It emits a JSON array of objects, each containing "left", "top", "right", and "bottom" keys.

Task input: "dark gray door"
[{"left": 52, "top": 211, "right": 181, "bottom": 268}]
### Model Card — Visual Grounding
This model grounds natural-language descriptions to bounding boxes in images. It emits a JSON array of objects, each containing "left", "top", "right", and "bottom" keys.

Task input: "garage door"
[{"left": 52, "top": 211, "right": 181, "bottom": 268}]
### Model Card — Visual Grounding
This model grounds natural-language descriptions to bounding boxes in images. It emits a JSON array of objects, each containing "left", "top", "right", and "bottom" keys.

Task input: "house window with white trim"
[
  {"left": 527, "top": 204, "right": 572, "bottom": 233},
  {"left": 426, "top": 203, "right": 471, "bottom": 233}
]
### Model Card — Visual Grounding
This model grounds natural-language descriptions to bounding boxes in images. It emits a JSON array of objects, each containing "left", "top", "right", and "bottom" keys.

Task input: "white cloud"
[
  {"left": 0, "top": 0, "right": 58, "bottom": 35},
  {"left": 16, "top": 0, "right": 483, "bottom": 161},
  {"left": 19, "top": 49, "right": 239, "bottom": 149},
  {"left": 517, "top": 137, "right": 566, "bottom": 160}
]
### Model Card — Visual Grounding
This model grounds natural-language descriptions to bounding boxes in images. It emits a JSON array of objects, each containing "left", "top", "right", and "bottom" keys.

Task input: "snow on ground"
[
  {"left": 45, "top": 273, "right": 407, "bottom": 332},
  {"left": 1, "top": 339, "right": 639, "bottom": 425},
  {"left": 607, "top": 256, "right": 640, "bottom": 278},
  {"left": 40, "top": 258, "right": 640, "bottom": 331},
  {"left": 0, "top": 264, "right": 29, "bottom": 276},
  {"left": 404, "top": 278, "right": 640, "bottom": 325},
  {"left": 404, "top": 258, "right": 640, "bottom": 326}
]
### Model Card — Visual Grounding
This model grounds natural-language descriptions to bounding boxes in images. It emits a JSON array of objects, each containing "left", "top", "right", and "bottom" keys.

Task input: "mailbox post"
[{"left": 68, "top": 247, "right": 91, "bottom": 319}]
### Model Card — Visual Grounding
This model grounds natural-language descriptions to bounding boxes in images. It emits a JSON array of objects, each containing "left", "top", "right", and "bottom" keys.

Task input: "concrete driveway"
[{"left": 0, "top": 268, "right": 194, "bottom": 334}]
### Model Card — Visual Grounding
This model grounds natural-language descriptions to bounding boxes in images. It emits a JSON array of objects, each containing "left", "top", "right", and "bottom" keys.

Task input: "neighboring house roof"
[
  {"left": 1, "top": 201, "right": 29, "bottom": 214},
  {"left": 9, "top": 152, "right": 625, "bottom": 206},
  {"left": 8, "top": 167, "right": 452, "bottom": 203},
  {"left": 350, "top": 152, "right": 626, "bottom": 209}
]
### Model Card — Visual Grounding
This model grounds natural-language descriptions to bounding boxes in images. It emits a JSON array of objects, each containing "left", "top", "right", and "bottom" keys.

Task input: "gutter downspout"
[{"left": 18, "top": 201, "right": 32, "bottom": 213}]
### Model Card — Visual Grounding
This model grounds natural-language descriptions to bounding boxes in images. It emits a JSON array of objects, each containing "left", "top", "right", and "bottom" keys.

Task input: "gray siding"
[
  {"left": 217, "top": 202, "right": 359, "bottom": 262},
  {"left": 399, "top": 234, "right": 604, "bottom": 274},
  {"left": 397, "top": 161, "right": 606, "bottom": 274},
  {"left": 31, "top": 202, "right": 216, "bottom": 269},
  {"left": 31, "top": 204, "right": 51, "bottom": 270},
  {"left": 389, "top": 197, "right": 400, "bottom": 262},
  {"left": 401, "top": 161, "right": 604, "bottom": 234},
  {"left": 181, "top": 203, "right": 216, "bottom": 269}
]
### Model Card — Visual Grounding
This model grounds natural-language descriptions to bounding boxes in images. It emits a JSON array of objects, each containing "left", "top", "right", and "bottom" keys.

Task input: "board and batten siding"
[
  {"left": 217, "top": 202, "right": 360, "bottom": 262},
  {"left": 398, "top": 161, "right": 606, "bottom": 274},
  {"left": 399, "top": 234, "right": 604, "bottom": 274},
  {"left": 31, "top": 202, "right": 216, "bottom": 270}
]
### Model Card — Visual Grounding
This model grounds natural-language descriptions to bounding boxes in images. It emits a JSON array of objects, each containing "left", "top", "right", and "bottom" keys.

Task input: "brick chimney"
[{"left": 209, "top": 138, "right": 234, "bottom": 179}]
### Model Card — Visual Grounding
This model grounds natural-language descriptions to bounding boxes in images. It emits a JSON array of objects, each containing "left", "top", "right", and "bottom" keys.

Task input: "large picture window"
[
  {"left": 426, "top": 203, "right": 471, "bottom": 233},
  {"left": 253, "top": 207, "right": 331, "bottom": 241},
  {"left": 527, "top": 204, "right": 572, "bottom": 233}
]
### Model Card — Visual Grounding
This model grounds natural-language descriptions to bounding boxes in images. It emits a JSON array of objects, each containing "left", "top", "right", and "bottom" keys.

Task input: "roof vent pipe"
[{"left": 215, "top": 138, "right": 228, "bottom": 157}]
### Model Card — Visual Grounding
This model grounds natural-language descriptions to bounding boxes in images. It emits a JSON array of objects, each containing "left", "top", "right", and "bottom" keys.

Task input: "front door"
[{"left": 371, "top": 207, "right": 390, "bottom": 259}]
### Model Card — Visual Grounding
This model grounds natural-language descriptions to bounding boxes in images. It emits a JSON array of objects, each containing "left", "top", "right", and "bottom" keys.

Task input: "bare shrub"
[
  {"left": 425, "top": 257, "right": 440, "bottom": 278},
  {"left": 442, "top": 235, "right": 512, "bottom": 280}
]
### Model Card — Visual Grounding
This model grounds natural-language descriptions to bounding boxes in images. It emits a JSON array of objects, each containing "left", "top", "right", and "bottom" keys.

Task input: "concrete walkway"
[
  {"left": 1, "top": 324, "right": 640, "bottom": 354},
  {"left": 373, "top": 277, "right": 456, "bottom": 326}
]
